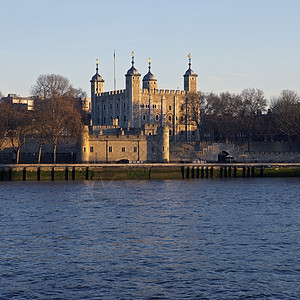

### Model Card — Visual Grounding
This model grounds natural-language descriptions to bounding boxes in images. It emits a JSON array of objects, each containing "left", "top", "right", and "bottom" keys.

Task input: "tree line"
[
  {"left": 1, "top": 78, "right": 299, "bottom": 163},
  {"left": 183, "top": 88, "right": 300, "bottom": 147},
  {"left": 0, "top": 74, "right": 84, "bottom": 163}
]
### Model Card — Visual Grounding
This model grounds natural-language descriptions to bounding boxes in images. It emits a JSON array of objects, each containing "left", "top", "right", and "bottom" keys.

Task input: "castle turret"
[
  {"left": 143, "top": 59, "right": 157, "bottom": 90},
  {"left": 77, "top": 125, "right": 90, "bottom": 163},
  {"left": 90, "top": 59, "right": 104, "bottom": 125},
  {"left": 162, "top": 126, "right": 169, "bottom": 162},
  {"left": 125, "top": 52, "right": 141, "bottom": 127},
  {"left": 157, "top": 125, "right": 169, "bottom": 162},
  {"left": 184, "top": 54, "right": 198, "bottom": 92}
]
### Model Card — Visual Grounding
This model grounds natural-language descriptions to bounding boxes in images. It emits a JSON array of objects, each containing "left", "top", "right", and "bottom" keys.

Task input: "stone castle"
[{"left": 78, "top": 53, "right": 199, "bottom": 163}]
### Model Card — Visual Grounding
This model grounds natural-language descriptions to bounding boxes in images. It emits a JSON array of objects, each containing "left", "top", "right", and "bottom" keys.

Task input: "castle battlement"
[
  {"left": 92, "top": 125, "right": 120, "bottom": 130},
  {"left": 141, "top": 89, "right": 187, "bottom": 95},
  {"left": 101, "top": 89, "right": 126, "bottom": 96}
]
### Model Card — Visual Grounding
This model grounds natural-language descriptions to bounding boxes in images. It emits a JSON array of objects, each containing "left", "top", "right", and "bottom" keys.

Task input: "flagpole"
[{"left": 113, "top": 50, "right": 116, "bottom": 91}]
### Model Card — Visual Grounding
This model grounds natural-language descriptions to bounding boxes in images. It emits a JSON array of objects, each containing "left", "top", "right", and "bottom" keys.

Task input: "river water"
[{"left": 0, "top": 178, "right": 299, "bottom": 299}]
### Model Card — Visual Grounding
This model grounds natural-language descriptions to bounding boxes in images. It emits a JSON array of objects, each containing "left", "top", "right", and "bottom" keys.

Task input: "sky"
[{"left": 1, "top": 0, "right": 300, "bottom": 101}]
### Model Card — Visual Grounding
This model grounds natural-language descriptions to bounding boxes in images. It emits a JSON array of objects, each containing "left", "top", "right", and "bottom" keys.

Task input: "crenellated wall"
[{"left": 141, "top": 89, "right": 188, "bottom": 95}]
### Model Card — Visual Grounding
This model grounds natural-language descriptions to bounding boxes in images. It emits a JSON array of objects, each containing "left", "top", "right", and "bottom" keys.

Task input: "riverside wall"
[{"left": 0, "top": 163, "right": 300, "bottom": 181}]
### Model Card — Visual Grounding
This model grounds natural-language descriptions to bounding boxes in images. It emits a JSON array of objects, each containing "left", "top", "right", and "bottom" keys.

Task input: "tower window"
[
  {"left": 168, "top": 115, "right": 172, "bottom": 121},
  {"left": 90, "top": 147, "right": 94, "bottom": 153},
  {"left": 155, "top": 115, "right": 159, "bottom": 121},
  {"left": 142, "top": 114, "right": 147, "bottom": 121},
  {"left": 123, "top": 102, "right": 126, "bottom": 109},
  {"left": 116, "top": 103, "right": 119, "bottom": 109},
  {"left": 123, "top": 115, "right": 126, "bottom": 122},
  {"left": 122, "top": 147, "right": 126, "bottom": 152},
  {"left": 134, "top": 146, "right": 137, "bottom": 152},
  {"left": 110, "top": 104, "right": 112, "bottom": 109},
  {"left": 169, "top": 105, "right": 172, "bottom": 110},
  {"left": 103, "top": 104, "right": 106, "bottom": 110},
  {"left": 109, "top": 146, "right": 113, "bottom": 152}
]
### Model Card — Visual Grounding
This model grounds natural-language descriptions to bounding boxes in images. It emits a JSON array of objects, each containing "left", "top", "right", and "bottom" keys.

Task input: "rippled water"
[{"left": 0, "top": 178, "right": 299, "bottom": 299}]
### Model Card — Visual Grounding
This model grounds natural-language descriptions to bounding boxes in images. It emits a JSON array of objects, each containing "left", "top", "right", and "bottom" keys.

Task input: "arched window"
[
  {"left": 123, "top": 115, "right": 126, "bottom": 122},
  {"left": 142, "top": 114, "right": 147, "bottom": 121},
  {"left": 168, "top": 115, "right": 172, "bottom": 121},
  {"left": 155, "top": 115, "right": 159, "bottom": 121}
]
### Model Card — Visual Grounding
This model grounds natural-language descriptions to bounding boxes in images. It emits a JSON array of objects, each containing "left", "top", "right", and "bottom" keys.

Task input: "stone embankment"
[
  {"left": 0, "top": 163, "right": 299, "bottom": 181},
  {"left": 170, "top": 142, "right": 300, "bottom": 163}
]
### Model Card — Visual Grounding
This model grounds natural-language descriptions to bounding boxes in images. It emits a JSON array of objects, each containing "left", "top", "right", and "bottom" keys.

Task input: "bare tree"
[
  {"left": 0, "top": 101, "right": 7, "bottom": 150},
  {"left": 31, "top": 74, "right": 72, "bottom": 100},
  {"left": 200, "top": 92, "right": 242, "bottom": 142},
  {"left": 0, "top": 101, "right": 33, "bottom": 163},
  {"left": 181, "top": 92, "right": 204, "bottom": 142},
  {"left": 271, "top": 90, "right": 300, "bottom": 147},
  {"left": 31, "top": 74, "right": 84, "bottom": 163},
  {"left": 240, "top": 88, "right": 267, "bottom": 149}
]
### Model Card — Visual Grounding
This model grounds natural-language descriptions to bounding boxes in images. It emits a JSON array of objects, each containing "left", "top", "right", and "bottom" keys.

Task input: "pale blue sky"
[{"left": 1, "top": 0, "right": 299, "bottom": 100}]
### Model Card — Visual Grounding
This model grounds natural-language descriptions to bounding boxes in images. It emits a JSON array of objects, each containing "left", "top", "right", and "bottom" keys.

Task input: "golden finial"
[{"left": 96, "top": 59, "right": 99, "bottom": 73}]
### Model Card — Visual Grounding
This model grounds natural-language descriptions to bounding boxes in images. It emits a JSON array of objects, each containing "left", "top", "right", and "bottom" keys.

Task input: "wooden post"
[
  {"left": 210, "top": 166, "right": 214, "bottom": 178},
  {"left": 224, "top": 167, "right": 227, "bottom": 177},
  {"left": 9, "top": 167, "right": 12, "bottom": 181},
  {"left": 65, "top": 167, "right": 68, "bottom": 180},
  {"left": 191, "top": 166, "right": 195, "bottom": 179},
  {"left": 247, "top": 167, "right": 250, "bottom": 177},
  {"left": 23, "top": 167, "right": 26, "bottom": 181},
  {"left": 37, "top": 167, "right": 41, "bottom": 181},
  {"left": 205, "top": 166, "right": 209, "bottom": 178},
  {"left": 181, "top": 166, "right": 185, "bottom": 179},
  {"left": 260, "top": 166, "right": 264, "bottom": 177},
  {"left": 186, "top": 167, "right": 190, "bottom": 179},
  {"left": 86, "top": 167, "right": 89, "bottom": 180},
  {"left": 72, "top": 167, "right": 76, "bottom": 180},
  {"left": 51, "top": 167, "right": 55, "bottom": 181},
  {"left": 233, "top": 166, "right": 237, "bottom": 177}
]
